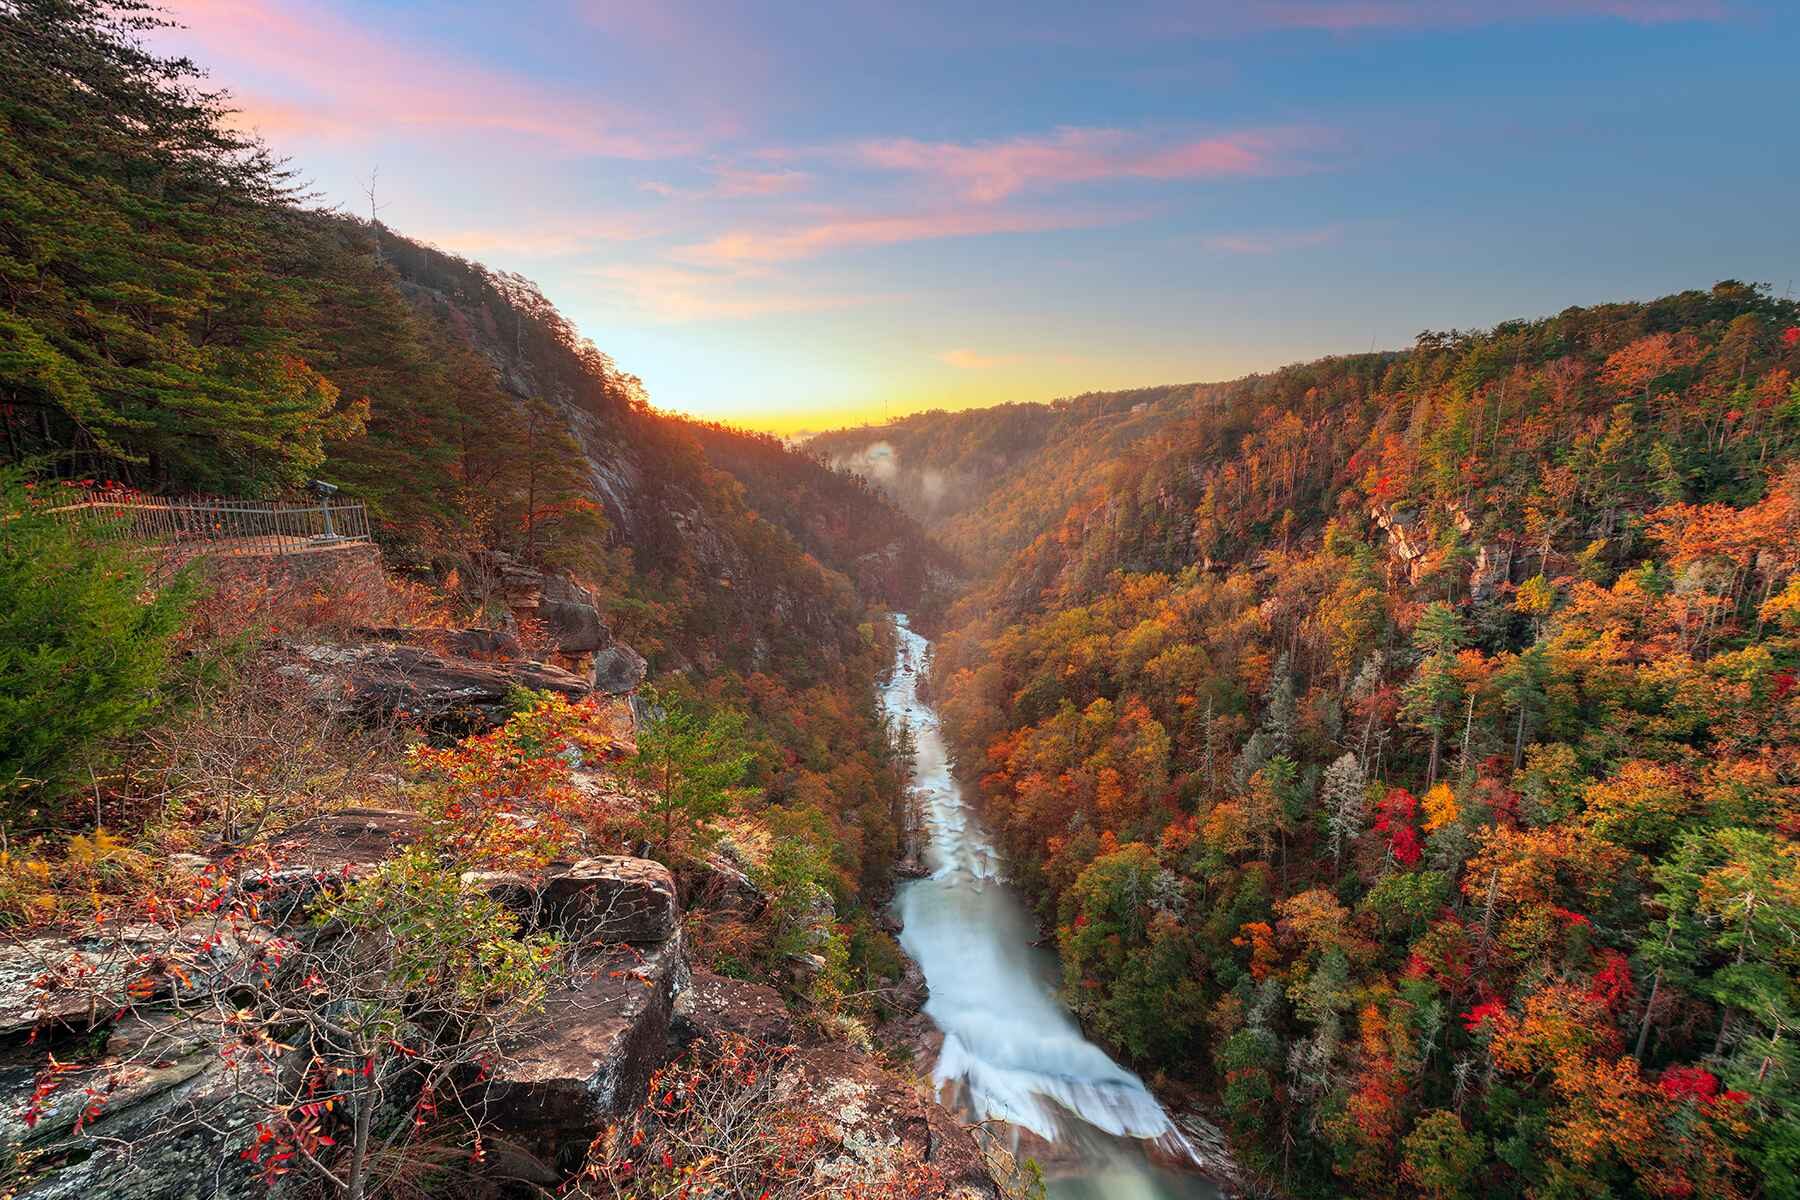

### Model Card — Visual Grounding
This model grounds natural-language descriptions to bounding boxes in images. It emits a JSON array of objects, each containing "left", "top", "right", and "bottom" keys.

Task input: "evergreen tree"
[{"left": 627, "top": 686, "right": 754, "bottom": 860}]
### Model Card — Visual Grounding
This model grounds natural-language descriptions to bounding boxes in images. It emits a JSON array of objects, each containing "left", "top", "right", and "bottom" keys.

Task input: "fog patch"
[{"left": 834, "top": 440, "right": 900, "bottom": 485}]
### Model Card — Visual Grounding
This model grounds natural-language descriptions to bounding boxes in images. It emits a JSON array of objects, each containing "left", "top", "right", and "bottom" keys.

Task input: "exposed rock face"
[
  {"left": 672, "top": 969, "right": 794, "bottom": 1047},
  {"left": 484, "top": 935, "right": 686, "bottom": 1166},
  {"left": 354, "top": 624, "right": 523, "bottom": 660},
  {"left": 773, "top": 1046, "right": 998, "bottom": 1199},
  {"left": 1169, "top": 1108, "right": 1250, "bottom": 1198},
  {"left": 539, "top": 856, "right": 679, "bottom": 944},
  {"left": 489, "top": 554, "right": 618, "bottom": 675},
  {"left": 277, "top": 641, "right": 590, "bottom": 732},
  {"left": 1371, "top": 502, "right": 1430, "bottom": 582},
  {"left": 0, "top": 1016, "right": 272, "bottom": 1200},
  {"left": 535, "top": 574, "right": 610, "bottom": 659},
  {"left": 590, "top": 642, "right": 647, "bottom": 695},
  {"left": 0, "top": 923, "right": 274, "bottom": 1040},
  {"left": 242, "top": 807, "right": 421, "bottom": 919}
]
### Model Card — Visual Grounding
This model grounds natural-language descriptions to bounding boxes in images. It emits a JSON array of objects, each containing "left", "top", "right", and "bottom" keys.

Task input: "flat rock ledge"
[
  {"left": 0, "top": 1015, "right": 273, "bottom": 1200},
  {"left": 539, "top": 856, "right": 679, "bottom": 944},
  {"left": 277, "top": 640, "right": 590, "bottom": 733},
  {"left": 672, "top": 968, "right": 795, "bottom": 1047},
  {"left": 483, "top": 934, "right": 688, "bottom": 1176}
]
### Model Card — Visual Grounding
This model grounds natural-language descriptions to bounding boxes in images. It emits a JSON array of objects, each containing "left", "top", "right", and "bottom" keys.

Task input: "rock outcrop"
[
  {"left": 590, "top": 642, "right": 648, "bottom": 694},
  {"left": 239, "top": 806, "right": 420, "bottom": 918},
  {"left": 277, "top": 640, "right": 590, "bottom": 732},
  {"left": 0, "top": 922, "right": 275, "bottom": 1041},
  {"left": 484, "top": 935, "right": 687, "bottom": 1171},
  {"left": 0, "top": 1015, "right": 273, "bottom": 1200},
  {"left": 677, "top": 850, "right": 768, "bottom": 919},
  {"left": 538, "top": 856, "right": 679, "bottom": 944},
  {"left": 672, "top": 969, "right": 795, "bottom": 1047},
  {"left": 1371, "top": 501, "right": 1430, "bottom": 582},
  {"left": 353, "top": 624, "right": 523, "bottom": 660},
  {"left": 772, "top": 1046, "right": 998, "bottom": 1199},
  {"left": 1, "top": 825, "right": 1000, "bottom": 1200}
]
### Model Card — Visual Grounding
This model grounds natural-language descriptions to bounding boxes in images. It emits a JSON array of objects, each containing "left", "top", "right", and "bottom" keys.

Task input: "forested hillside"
[
  {"left": 809, "top": 385, "right": 1205, "bottom": 569},
  {"left": 836, "top": 286, "right": 1800, "bottom": 1198}
]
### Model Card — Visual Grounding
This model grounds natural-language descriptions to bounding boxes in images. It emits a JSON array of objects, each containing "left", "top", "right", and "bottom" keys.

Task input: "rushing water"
[{"left": 882, "top": 616, "right": 1220, "bottom": 1200}]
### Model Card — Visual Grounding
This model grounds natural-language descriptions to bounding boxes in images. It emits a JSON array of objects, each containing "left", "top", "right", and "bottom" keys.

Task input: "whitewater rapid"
[{"left": 883, "top": 617, "right": 1218, "bottom": 1198}]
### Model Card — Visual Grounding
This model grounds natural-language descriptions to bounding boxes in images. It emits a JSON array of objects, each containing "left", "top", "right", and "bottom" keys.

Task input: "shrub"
[{"left": 0, "top": 473, "right": 195, "bottom": 823}]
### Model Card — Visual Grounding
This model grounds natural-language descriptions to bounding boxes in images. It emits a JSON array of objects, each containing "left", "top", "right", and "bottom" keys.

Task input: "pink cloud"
[
  {"left": 1202, "top": 225, "right": 1342, "bottom": 254},
  {"left": 641, "top": 165, "right": 811, "bottom": 201},
  {"left": 592, "top": 264, "right": 881, "bottom": 322},
  {"left": 675, "top": 206, "right": 1125, "bottom": 264},
  {"left": 854, "top": 125, "right": 1322, "bottom": 202},
  {"left": 713, "top": 166, "right": 812, "bottom": 198},
  {"left": 159, "top": 0, "right": 704, "bottom": 157}
]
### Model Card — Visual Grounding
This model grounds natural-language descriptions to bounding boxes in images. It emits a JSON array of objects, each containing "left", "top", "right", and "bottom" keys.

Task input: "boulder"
[
  {"left": 243, "top": 807, "right": 419, "bottom": 919},
  {"left": 672, "top": 969, "right": 794, "bottom": 1047},
  {"left": 677, "top": 852, "right": 767, "bottom": 919},
  {"left": 536, "top": 575, "right": 610, "bottom": 657},
  {"left": 772, "top": 1046, "right": 998, "bottom": 1199},
  {"left": 539, "top": 856, "right": 678, "bottom": 944},
  {"left": 277, "top": 642, "right": 589, "bottom": 733},
  {"left": 590, "top": 642, "right": 647, "bottom": 695},
  {"left": 484, "top": 935, "right": 685, "bottom": 1156}
]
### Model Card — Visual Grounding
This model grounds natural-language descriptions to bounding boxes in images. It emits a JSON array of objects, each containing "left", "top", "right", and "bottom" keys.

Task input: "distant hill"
[{"left": 808, "top": 384, "right": 1211, "bottom": 568}]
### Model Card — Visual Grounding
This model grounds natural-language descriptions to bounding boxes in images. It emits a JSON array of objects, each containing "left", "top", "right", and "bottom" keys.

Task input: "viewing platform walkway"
[{"left": 47, "top": 489, "right": 373, "bottom": 564}]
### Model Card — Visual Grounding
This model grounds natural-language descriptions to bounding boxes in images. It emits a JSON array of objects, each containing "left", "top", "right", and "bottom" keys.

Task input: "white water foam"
[{"left": 882, "top": 616, "right": 1195, "bottom": 1160}]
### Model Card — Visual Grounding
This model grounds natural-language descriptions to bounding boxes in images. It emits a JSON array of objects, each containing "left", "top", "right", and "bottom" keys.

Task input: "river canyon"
[{"left": 883, "top": 617, "right": 1221, "bottom": 1200}]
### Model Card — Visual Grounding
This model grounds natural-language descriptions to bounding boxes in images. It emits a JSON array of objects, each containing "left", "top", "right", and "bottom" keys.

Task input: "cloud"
[
  {"left": 592, "top": 263, "right": 881, "bottom": 322},
  {"left": 641, "top": 165, "right": 812, "bottom": 201},
  {"left": 675, "top": 206, "right": 1123, "bottom": 264},
  {"left": 1202, "top": 225, "right": 1343, "bottom": 254},
  {"left": 713, "top": 166, "right": 811, "bottom": 198},
  {"left": 854, "top": 125, "right": 1319, "bottom": 202},
  {"left": 160, "top": 0, "right": 704, "bottom": 157},
  {"left": 938, "top": 348, "right": 1020, "bottom": 370}
]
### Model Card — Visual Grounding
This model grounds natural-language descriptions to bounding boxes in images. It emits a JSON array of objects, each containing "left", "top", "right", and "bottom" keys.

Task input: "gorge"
[{"left": 884, "top": 617, "right": 1222, "bottom": 1200}]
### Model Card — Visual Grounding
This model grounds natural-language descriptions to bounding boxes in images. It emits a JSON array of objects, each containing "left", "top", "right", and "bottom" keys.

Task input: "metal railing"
[{"left": 48, "top": 490, "right": 372, "bottom": 558}]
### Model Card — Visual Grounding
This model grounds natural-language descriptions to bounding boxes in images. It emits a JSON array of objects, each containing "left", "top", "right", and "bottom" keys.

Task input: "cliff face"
[{"left": 374, "top": 233, "right": 872, "bottom": 682}]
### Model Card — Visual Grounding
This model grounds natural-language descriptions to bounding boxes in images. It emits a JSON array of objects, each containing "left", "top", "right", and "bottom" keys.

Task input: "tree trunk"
[
  {"left": 1634, "top": 966, "right": 1663, "bottom": 1063},
  {"left": 1712, "top": 906, "right": 1754, "bottom": 1057},
  {"left": 347, "top": 1064, "right": 376, "bottom": 1200}
]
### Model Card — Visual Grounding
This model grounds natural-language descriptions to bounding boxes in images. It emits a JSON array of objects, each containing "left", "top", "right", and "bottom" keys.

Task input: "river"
[{"left": 881, "top": 616, "right": 1221, "bottom": 1200}]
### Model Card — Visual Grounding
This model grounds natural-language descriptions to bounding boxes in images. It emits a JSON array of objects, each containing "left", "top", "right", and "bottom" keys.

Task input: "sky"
[{"left": 155, "top": 0, "right": 1800, "bottom": 435}]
